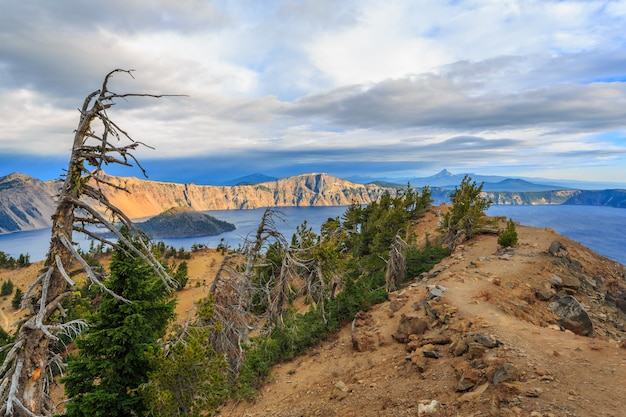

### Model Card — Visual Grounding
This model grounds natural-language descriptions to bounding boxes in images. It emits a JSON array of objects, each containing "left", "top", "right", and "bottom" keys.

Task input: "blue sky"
[{"left": 2, "top": 0, "right": 626, "bottom": 186}]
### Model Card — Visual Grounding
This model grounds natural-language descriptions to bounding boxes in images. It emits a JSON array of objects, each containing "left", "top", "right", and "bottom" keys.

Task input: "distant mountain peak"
[
  {"left": 433, "top": 169, "right": 454, "bottom": 177},
  {"left": 1, "top": 172, "right": 34, "bottom": 182},
  {"left": 222, "top": 173, "right": 278, "bottom": 186}
]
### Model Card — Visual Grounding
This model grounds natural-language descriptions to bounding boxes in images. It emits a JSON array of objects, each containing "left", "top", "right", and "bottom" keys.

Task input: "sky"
[{"left": 2, "top": 1, "right": 626, "bottom": 186}]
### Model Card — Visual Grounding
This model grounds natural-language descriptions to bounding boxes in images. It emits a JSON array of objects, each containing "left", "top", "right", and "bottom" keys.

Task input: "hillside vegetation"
[
  {"left": 135, "top": 207, "right": 236, "bottom": 238},
  {"left": 2, "top": 177, "right": 624, "bottom": 416}
]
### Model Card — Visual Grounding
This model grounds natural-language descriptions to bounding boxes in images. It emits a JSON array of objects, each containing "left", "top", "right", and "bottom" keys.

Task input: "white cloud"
[{"left": 1, "top": 0, "right": 626, "bottom": 183}]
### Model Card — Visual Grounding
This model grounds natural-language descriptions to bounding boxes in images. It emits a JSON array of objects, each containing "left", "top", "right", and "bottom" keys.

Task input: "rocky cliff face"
[
  {"left": 484, "top": 189, "right": 581, "bottom": 205},
  {"left": 0, "top": 172, "right": 395, "bottom": 233},
  {"left": 92, "top": 172, "right": 393, "bottom": 219},
  {"left": 0, "top": 173, "right": 59, "bottom": 233}
]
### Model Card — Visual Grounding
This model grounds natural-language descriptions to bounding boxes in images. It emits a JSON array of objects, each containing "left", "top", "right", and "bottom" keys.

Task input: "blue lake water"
[
  {"left": 486, "top": 205, "right": 626, "bottom": 265},
  {"left": 0, "top": 206, "right": 349, "bottom": 262},
  {"left": 0, "top": 205, "right": 624, "bottom": 265}
]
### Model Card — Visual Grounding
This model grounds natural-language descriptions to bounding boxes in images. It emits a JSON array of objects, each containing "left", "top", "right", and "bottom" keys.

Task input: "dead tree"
[
  {"left": 0, "top": 69, "right": 179, "bottom": 417},
  {"left": 385, "top": 235, "right": 407, "bottom": 292},
  {"left": 206, "top": 208, "right": 288, "bottom": 373}
]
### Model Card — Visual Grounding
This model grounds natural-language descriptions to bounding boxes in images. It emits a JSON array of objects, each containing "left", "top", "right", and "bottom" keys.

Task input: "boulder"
[
  {"left": 548, "top": 241, "right": 567, "bottom": 256},
  {"left": 450, "top": 338, "right": 469, "bottom": 357},
  {"left": 351, "top": 311, "right": 377, "bottom": 352},
  {"left": 392, "top": 313, "right": 429, "bottom": 343},
  {"left": 472, "top": 333, "right": 501, "bottom": 348},
  {"left": 492, "top": 362, "right": 518, "bottom": 385},
  {"left": 427, "top": 285, "right": 447, "bottom": 300},
  {"left": 535, "top": 288, "right": 555, "bottom": 301},
  {"left": 467, "top": 342, "right": 486, "bottom": 360},
  {"left": 548, "top": 293, "right": 594, "bottom": 337},
  {"left": 549, "top": 274, "right": 581, "bottom": 293}
]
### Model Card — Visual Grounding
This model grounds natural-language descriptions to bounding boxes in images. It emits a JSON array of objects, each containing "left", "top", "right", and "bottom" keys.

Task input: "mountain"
[
  {"left": 2, "top": 171, "right": 626, "bottom": 235},
  {"left": 407, "top": 170, "right": 565, "bottom": 190},
  {"left": 135, "top": 207, "right": 236, "bottom": 238},
  {"left": 224, "top": 211, "right": 626, "bottom": 416},
  {"left": 0, "top": 173, "right": 58, "bottom": 233},
  {"left": 481, "top": 178, "right": 564, "bottom": 192},
  {"left": 355, "top": 169, "right": 625, "bottom": 190},
  {"left": 220, "top": 173, "right": 278, "bottom": 186},
  {"left": 0, "top": 172, "right": 396, "bottom": 233},
  {"left": 89, "top": 172, "right": 394, "bottom": 219},
  {"left": 563, "top": 189, "right": 626, "bottom": 208}
]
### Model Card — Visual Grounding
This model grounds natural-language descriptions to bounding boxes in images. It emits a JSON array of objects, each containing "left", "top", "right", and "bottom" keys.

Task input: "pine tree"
[
  {"left": 498, "top": 218, "right": 519, "bottom": 247},
  {"left": 143, "top": 297, "right": 229, "bottom": 417},
  {"left": 62, "top": 236, "right": 175, "bottom": 417},
  {"left": 443, "top": 175, "right": 492, "bottom": 247}
]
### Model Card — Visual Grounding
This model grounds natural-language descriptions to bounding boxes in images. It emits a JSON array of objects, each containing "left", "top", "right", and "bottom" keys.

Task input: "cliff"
[
  {"left": 484, "top": 189, "right": 581, "bottom": 205},
  {"left": 0, "top": 172, "right": 395, "bottom": 233},
  {"left": 2, "top": 171, "right": 625, "bottom": 235},
  {"left": 0, "top": 173, "right": 59, "bottom": 233},
  {"left": 89, "top": 172, "right": 394, "bottom": 218}
]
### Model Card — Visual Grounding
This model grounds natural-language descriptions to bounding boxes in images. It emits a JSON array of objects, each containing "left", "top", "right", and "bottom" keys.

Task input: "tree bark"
[{"left": 0, "top": 69, "right": 180, "bottom": 416}]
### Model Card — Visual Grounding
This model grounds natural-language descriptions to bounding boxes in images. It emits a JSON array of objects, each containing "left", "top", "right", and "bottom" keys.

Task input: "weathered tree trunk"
[{"left": 0, "top": 69, "right": 179, "bottom": 416}]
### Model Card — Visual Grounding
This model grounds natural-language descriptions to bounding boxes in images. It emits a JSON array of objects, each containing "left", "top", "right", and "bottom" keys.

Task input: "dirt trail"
[
  {"left": 1, "top": 212, "right": 625, "bottom": 416},
  {"left": 443, "top": 278, "right": 626, "bottom": 416},
  {"left": 226, "top": 213, "right": 626, "bottom": 417}
]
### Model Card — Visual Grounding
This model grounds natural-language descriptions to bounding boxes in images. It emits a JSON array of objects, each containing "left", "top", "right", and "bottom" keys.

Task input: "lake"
[{"left": 0, "top": 205, "right": 624, "bottom": 265}]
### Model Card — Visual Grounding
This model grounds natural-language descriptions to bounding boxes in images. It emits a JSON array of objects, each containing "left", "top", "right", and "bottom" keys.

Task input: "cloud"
[{"left": 1, "top": 1, "right": 626, "bottom": 184}]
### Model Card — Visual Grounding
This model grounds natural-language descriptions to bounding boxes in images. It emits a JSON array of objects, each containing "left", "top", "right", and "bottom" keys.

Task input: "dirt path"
[
  {"left": 443, "top": 278, "right": 626, "bottom": 416},
  {"left": 226, "top": 217, "right": 626, "bottom": 417}
]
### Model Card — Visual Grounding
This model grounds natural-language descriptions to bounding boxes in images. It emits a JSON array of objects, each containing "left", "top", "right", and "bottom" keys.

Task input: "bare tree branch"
[{"left": 0, "top": 69, "right": 182, "bottom": 416}]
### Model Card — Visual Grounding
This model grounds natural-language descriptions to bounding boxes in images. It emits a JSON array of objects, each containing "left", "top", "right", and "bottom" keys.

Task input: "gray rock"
[
  {"left": 548, "top": 241, "right": 567, "bottom": 256},
  {"left": 492, "top": 362, "right": 518, "bottom": 385},
  {"left": 422, "top": 350, "right": 440, "bottom": 359},
  {"left": 548, "top": 275, "right": 563, "bottom": 286},
  {"left": 591, "top": 275, "right": 604, "bottom": 288},
  {"left": 472, "top": 334, "right": 501, "bottom": 348},
  {"left": 548, "top": 294, "right": 594, "bottom": 337},
  {"left": 457, "top": 376, "right": 476, "bottom": 391},
  {"left": 427, "top": 285, "right": 447, "bottom": 299},
  {"left": 535, "top": 288, "right": 555, "bottom": 301}
]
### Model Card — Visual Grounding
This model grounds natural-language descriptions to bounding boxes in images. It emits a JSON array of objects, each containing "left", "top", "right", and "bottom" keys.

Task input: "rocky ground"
[
  {"left": 1, "top": 210, "right": 625, "bottom": 416},
  {"left": 223, "top": 212, "right": 626, "bottom": 417}
]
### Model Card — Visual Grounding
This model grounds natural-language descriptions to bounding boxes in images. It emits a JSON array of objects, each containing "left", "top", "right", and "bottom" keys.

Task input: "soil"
[
  {"left": 1, "top": 209, "right": 625, "bottom": 416},
  {"left": 221, "top": 210, "right": 626, "bottom": 417}
]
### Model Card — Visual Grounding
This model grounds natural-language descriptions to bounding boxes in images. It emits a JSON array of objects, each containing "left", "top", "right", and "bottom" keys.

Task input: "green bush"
[
  {"left": 11, "top": 288, "right": 23, "bottom": 309},
  {"left": 406, "top": 244, "right": 451, "bottom": 279},
  {"left": 443, "top": 175, "right": 492, "bottom": 244},
  {"left": 498, "top": 219, "right": 518, "bottom": 247},
  {"left": 1, "top": 279, "right": 14, "bottom": 296}
]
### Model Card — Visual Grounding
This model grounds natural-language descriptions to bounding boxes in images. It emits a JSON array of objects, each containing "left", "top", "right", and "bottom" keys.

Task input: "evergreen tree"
[
  {"left": 443, "top": 175, "right": 492, "bottom": 246},
  {"left": 11, "top": 288, "right": 23, "bottom": 310},
  {"left": 143, "top": 297, "right": 229, "bottom": 417},
  {"left": 63, "top": 236, "right": 176, "bottom": 417},
  {"left": 173, "top": 261, "right": 189, "bottom": 289},
  {"left": 498, "top": 218, "right": 519, "bottom": 247},
  {"left": 0, "top": 279, "right": 13, "bottom": 296}
]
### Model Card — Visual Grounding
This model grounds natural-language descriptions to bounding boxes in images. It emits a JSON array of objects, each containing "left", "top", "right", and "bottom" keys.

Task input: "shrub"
[
  {"left": 498, "top": 219, "right": 518, "bottom": 247},
  {"left": 0, "top": 279, "right": 14, "bottom": 296},
  {"left": 11, "top": 288, "right": 23, "bottom": 309},
  {"left": 443, "top": 175, "right": 492, "bottom": 246}
]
